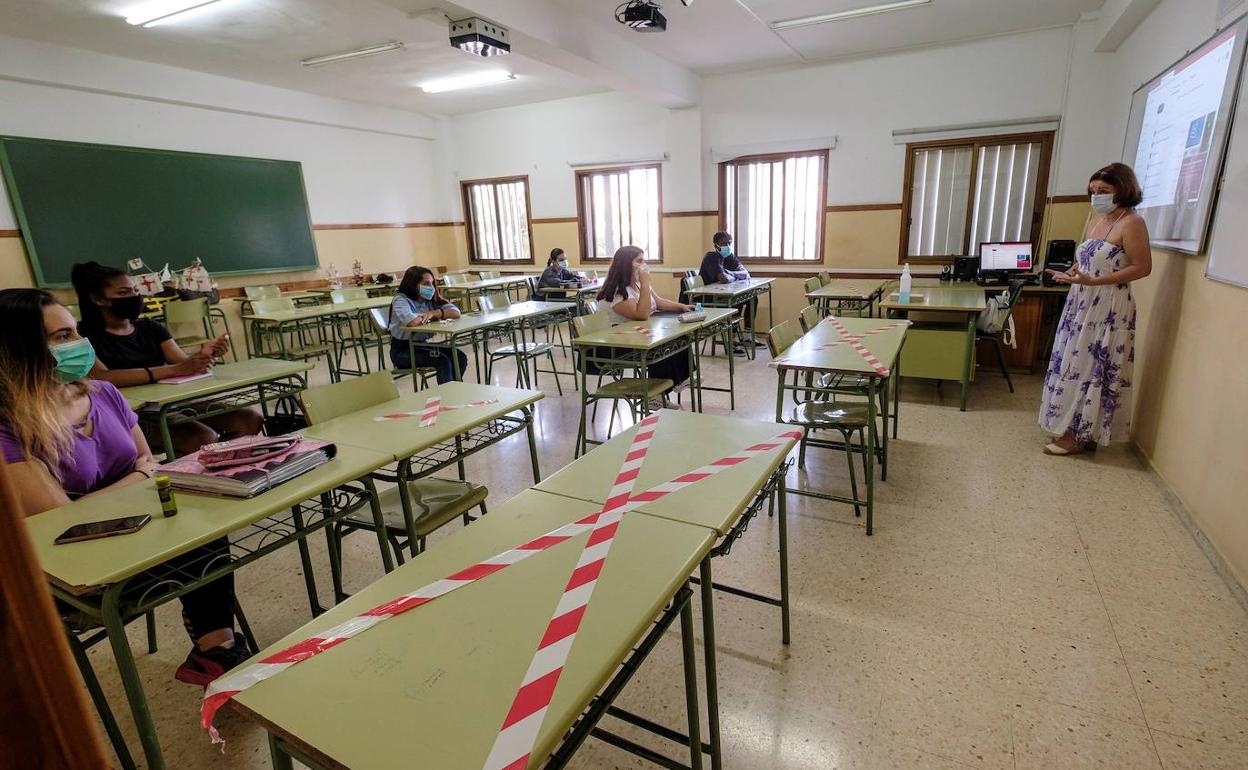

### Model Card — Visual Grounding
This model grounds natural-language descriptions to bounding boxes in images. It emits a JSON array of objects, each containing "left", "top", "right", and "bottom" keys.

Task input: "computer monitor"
[{"left": 979, "top": 242, "right": 1033, "bottom": 272}]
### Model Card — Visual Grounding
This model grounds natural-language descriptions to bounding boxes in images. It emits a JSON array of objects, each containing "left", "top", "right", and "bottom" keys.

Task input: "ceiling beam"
[
  {"left": 1093, "top": 0, "right": 1163, "bottom": 52},
  {"left": 396, "top": 0, "right": 701, "bottom": 108}
]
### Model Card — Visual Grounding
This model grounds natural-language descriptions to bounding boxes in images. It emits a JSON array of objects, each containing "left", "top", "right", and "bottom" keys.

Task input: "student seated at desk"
[
  {"left": 0, "top": 288, "right": 250, "bottom": 685},
  {"left": 71, "top": 261, "right": 262, "bottom": 456},
  {"left": 594, "top": 245, "right": 694, "bottom": 392},
  {"left": 536, "top": 248, "right": 581, "bottom": 300},
  {"left": 388, "top": 265, "right": 467, "bottom": 384},
  {"left": 699, "top": 231, "right": 761, "bottom": 350}
]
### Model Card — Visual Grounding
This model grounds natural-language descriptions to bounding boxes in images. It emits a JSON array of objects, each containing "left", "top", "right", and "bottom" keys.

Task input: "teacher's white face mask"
[{"left": 1090, "top": 193, "right": 1117, "bottom": 214}]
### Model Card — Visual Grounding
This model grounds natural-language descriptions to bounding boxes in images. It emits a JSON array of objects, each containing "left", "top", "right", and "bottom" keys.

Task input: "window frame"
[
  {"left": 574, "top": 162, "right": 665, "bottom": 263},
  {"left": 461, "top": 174, "right": 536, "bottom": 265},
  {"left": 898, "top": 131, "right": 1054, "bottom": 265},
  {"left": 717, "top": 149, "right": 829, "bottom": 264}
]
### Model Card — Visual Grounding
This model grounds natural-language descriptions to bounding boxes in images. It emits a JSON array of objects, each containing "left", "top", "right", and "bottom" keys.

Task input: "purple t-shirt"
[{"left": 0, "top": 381, "right": 138, "bottom": 497}]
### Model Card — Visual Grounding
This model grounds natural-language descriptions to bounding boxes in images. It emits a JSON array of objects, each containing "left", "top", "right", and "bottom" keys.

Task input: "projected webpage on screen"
[{"left": 1127, "top": 25, "right": 1241, "bottom": 252}]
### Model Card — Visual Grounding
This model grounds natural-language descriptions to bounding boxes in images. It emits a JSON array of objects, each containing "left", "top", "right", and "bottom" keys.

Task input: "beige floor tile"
[
  {"left": 1127, "top": 654, "right": 1248, "bottom": 747},
  {"left": 868, "top": 742, "right": 980, "bottom": 769},
  {"left": 1002, "top": 628, "right": 1145, "bottom": 724},
  {"left": 1102, "top": 591, "right": 1248, "bottom": 667},
  {"left": 875, "top": 677, "right": 1015, "bottom": 768},
  {"left": 1011, "top": 695, "right": 1161, "bottom": 769},
  {"left": 997, "top": 570, "right": 1117, "bottom": 644},
  {"left": 1152, "top": 730, "right": 1248, "bottom": 769}
]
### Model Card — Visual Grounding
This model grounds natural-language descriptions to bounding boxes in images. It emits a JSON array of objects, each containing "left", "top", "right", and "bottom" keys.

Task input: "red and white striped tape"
[
  {"left": 199, "top": 415, "right": 799, "bottom": 757},
  {"left": 818, "top": 318, "right": 909, "bottom": 376},
  {"left": 373, "top": 398, "right": 500, "bottom": 422},
  {"left": 610, "top": 325, "right": 653, "bottom": 337}
]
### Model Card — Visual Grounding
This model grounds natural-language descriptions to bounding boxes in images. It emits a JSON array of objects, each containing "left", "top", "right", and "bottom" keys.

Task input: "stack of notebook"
[{"left": 158, "top": 436, "right": 336, "bottom": 497}]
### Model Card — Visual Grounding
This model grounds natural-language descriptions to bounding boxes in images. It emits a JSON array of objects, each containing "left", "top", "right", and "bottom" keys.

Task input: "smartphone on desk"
[{"left": 55, "top": 515, "right": 152, "bottom": 545}]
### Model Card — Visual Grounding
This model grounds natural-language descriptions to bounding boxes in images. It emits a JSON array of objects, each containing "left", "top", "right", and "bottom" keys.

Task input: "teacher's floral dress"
[{"left": 1039, "top": 238, "right": 1136, "bottom": 445}]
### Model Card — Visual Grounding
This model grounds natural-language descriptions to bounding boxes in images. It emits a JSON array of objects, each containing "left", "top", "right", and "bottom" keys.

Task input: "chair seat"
[
  {"left": 793, "top": 401, "right": 871, "bottom": 427},
  {"left": 265, "top": 342, "right": 333, "bottom": 358},
  {"left": 816, "top": 372, "right": 873, "bottom": 390},
  {"left": 596, "top": 377, "right": 674, "bottom": 399},
  {"left": 493, "top": 341, "right": 554, "bottom": 356},
  {"left": 349, "top": 477, "right": 487, "bottom": 539}
]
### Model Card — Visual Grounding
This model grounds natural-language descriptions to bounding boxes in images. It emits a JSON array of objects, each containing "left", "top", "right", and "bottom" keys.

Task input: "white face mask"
[{"left": 1090, "top": 193, "right": 1116, "bottom": 215}]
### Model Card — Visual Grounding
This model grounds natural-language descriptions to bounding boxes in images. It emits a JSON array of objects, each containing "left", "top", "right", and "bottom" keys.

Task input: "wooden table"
[
  {"left": 684, "top": 277, "right": 775, "bottom": 353},
  {"left": 806, "top": 279, "right": 887, "bottom": 317},
  {"left": 122, "top": 358, "right": 311, "bottom": 458},
  {"left": 29, "top": 444, "right": 397, "bottom": 770},
  {"left": 769, "top": 315, "right": 909, "bottom": 535},
  {"left": 243, "top": 296, "right": 394, "bottom": 378},
  {"left": 879, "top": 283, "right": 985, "bottom": 411},
  {"left": 538, "top": 279, "right": 602, "bottom": 313},
  {"left": 439, "top": 275, "right": 532, "bottom": 306},
  {"left": 230, "top": 489, "right": 714, "bottom": 770},
  {"left": 306, "top": 282, "right": 398, "bottom": 299}
]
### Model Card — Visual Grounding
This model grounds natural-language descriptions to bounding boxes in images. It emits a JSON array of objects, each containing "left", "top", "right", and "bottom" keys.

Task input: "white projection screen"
[{"left": 1122, "top": 16, "right": 1248, "bottom": 254}]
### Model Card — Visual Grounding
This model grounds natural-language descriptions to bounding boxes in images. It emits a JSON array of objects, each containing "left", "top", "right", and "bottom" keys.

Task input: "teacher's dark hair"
[
  {"left": 396, "top": 266, "right": 447, "bottom": 306},
  {"left": 1089, "top": 163, "right": 1143, "bottom": 208}
]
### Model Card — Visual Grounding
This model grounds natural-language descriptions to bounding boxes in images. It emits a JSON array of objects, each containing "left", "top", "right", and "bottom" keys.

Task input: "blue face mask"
[
  {"left": 418, "top": 285, "right": 436, "bottom": 301},
  {"left": 718, "top": 245, "right": 733, "bottom": 257},
  {"left": 50, "top": 337, "right": 96, "bottom": 384}
]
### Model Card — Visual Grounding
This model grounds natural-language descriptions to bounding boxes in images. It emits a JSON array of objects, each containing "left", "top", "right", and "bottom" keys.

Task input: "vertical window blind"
[
  {"left": 577, "top": 164, "right": 662, "bottom": 261},
  {"left": 901, "top": 133, "right": 1052, "bottom": 261},
  {"left": 462, "top": 177, "right": 533, "bottom": 263},
  {"left": 722, "top": 151, "right": 827, "bottom": 261}
]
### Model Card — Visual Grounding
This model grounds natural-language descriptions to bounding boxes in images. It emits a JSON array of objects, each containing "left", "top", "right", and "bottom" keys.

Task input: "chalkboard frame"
[{"left": 0, "top": 136, "right": 321, "bottom": 288}]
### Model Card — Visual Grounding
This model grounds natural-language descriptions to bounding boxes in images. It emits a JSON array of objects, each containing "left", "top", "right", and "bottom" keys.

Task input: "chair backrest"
[
  {"left": 477, "top": 293, "right": 510, "bottom": 313},
  {"left": 526, "top": 276, "right": 540, "bottom": 301},
  {"left": 330, "top": 288, "right": 368, "bottom": 304},
  {"left": 368, "top": 307, "right": 390, "bottom": 335},
  {"left": 251, "top": 297, "right": 295, "bottom": 314},
  {"left": 766, "top": 320, "right": 799, "bottom": 358},
  {"left": 803, "top": 277, "right": 822, "bottom": 294},
  {"left": 245, "top": 285, "right": 280, "bottom": 300},
  {"left": 162, "top": 298, "right": 208, "bottom": 325},
  {"left": 572, "top": 309, "right": 611, "bottom": 338},
  {"left": 479, "top": 270, "right": 500, "bottom": 279},
  {"left": 798, "top": 305, "right": 822, "bottom": 334},
  {"left": 682, "top": 274, "right": 705, "bottom": 292},
  {"left": 299, "top": 371, "right": 399, "bottom": 425},
  {"left": 1005, "top": 280, "right": 1026, "bottom": 311},
  {"left": 442, "top": 274, "right": 466, "bottom": 286},
  {"left": 818, "top": 271, "right": 830, "bottom": 286},
  {"left": 582, "top": 299, "right": 600, "bottom": 315}
]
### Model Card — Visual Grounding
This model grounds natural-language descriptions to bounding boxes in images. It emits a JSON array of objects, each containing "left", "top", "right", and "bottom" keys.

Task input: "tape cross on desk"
[
  {"left": 200, "top": 413, "right": 801, "bottom": 760},
  {"left": 816, "top": 318, "right": 909, "bottom": 375},
  {"left": 372, "top": 397, "right": 500, "bottom": 425}
]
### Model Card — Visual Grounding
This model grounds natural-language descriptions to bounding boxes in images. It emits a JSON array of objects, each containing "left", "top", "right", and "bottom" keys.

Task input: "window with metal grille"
[
  {"left": 575, "top": 164, "right": 662, "bottom": 261},
  {"left": 462, "top": 176, "right": 534, "bottom": 263},
  {"left": 720, "top": 151, "right": 827, "bottom": 262},
  {"left": 900, "top": 132, "right": 1053, "bottom": 262}
]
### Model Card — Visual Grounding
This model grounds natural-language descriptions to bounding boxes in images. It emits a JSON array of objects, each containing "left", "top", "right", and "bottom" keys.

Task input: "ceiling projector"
[{"left": 616, "top": 1, "right": 666, "bottom": 32}]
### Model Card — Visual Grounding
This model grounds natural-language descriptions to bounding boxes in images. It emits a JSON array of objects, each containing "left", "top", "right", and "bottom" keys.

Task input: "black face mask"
[{"left": 108, "top": 295, "right": 145, "bottom": 321}]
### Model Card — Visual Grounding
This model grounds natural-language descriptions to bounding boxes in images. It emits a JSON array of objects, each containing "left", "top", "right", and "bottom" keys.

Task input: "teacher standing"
[{"left": 1039, "top": 162, "right": 1152, "bottom": 455}]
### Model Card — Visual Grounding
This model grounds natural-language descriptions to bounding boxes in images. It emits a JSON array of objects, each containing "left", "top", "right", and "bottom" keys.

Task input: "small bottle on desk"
[{"left": 155, "top": 475, "right": 178, "bottom": 517}]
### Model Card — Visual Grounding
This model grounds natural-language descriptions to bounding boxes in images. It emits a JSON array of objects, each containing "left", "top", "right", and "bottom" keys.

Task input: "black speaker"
[
  {"left": 1042, "top": 240, "right": 1076, "bottom": 285},
  {"left": 953, "top": 255, "right": 979, "bottom": 282}
]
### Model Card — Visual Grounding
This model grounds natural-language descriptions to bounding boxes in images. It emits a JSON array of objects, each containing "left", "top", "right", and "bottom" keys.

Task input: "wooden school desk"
[
  {"left": 536, "top": 410, "right": 799, "bottom": 770},
  {"left": 769, "top": 315, "right": 909, "bottom": 535},
  {"left": 438, "top": 274, "right": 532, "bottom": 305},
  {"left": 27, "top": 444, "right": 396, "bottom": 770},
  {"left": 230, "top": 489, "right": 714, "bottom": 770},
  {"left": 806, "top": 279, "right": 887, "bottom": 317},
  {"left": 683, "top": 277, "right": 775, "bottom": 354},
  {"left": 306, "top": 282, "right": 397, "bottom": 299},
  {"left": 538, "top": 279, "right": 603, "bottom": 314},
  {"left": 879, "top": 282, "right": 985, "bottom": 411},
  {"left": 243, "top": 295, "right": 394, "bottom": 376},
  {"left": 122, "top": 358, "right": 311, "bottom": 458}
]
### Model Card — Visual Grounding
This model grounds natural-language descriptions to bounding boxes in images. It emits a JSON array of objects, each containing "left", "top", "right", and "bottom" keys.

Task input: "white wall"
[{"left": 0, "top": 35, "right": 446, "bottom": 228}]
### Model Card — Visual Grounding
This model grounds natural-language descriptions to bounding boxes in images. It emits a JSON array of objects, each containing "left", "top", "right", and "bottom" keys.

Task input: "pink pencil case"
[{"left": 198, "top": 435, "right": 301, "bottom": 470}]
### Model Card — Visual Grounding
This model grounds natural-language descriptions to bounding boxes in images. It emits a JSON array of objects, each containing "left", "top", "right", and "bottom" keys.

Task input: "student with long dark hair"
[
  {"left": 0, "top": 288, "right": 249, "bottom": 685},
  {"left": 593, "top": 245, "right": 694, "bottom": 393},
  {"left": 71, "top": 261, "right": 261, "bottom": 456},
  {"left": 388, "top": 265, "right": 466, "bottom": 383},
  {"left": 536, "top": 248, "right": 581, "bottom": 300}
]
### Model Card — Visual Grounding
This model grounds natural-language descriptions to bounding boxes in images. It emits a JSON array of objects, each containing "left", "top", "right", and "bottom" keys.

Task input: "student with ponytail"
[{"left": 71, "top": 261, "right": 261, "bottom": 455}]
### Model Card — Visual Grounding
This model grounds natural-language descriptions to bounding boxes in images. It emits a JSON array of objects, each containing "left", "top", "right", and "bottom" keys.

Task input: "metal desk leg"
[
  {"left": 102, "top": 583, "right": 166, "bottom": 770},
  {"left": 865, "top": 393, "right": 878, "bottom": 536},
  {"left": 157, "top": 405, "right": 176, "bottom": 460},
  {"left": 726, "top": 323, "right": 736, "bottom": 411},
  {"left": 960, "top": 313, "right": 975, "bottom": 411},
  {"left": 778, "top": 473, "right": 791, "bottom": 645},
  {"left": 525, "top": 408, "right": 542, "bottom": 483},
  {"left": 877, "top": 378, "right": 890, "bottom": 482},
  {"left": 362, "top": 477, "right": 395, "bottom": 572},
  {"left": 699, "top": 559, "right": 723, "bottom": 770},
  {"left": 291, "top": 506, "right": 326, "bottom": 616},
  {"left": 680, "top": 593, "right": 705, "bottom": 770},
  {"left": 68, "top": 628, "right": 138, "bottom": 770},
  {"left": 268, "top": 735, "right": 295, "bottom": 770}
]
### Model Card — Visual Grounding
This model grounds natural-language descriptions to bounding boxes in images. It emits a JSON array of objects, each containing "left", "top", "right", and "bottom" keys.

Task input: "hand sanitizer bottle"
[{"left": 899, "top": 263, "right": 912, "bottom": 304}]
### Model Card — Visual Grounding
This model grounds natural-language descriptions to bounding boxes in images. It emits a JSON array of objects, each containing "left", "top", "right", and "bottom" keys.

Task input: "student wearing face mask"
[
  {"left": 71, "top": 261, "right": 262, "bottom": 456},
  {"left": 0, "top": 288, "right": 250, "bottom": 685},
  {"left": 537, "top": 248, "right": 582, "bottom": 300},
  {"left": 388, "top": 265, "right": 466, "bottom": 383},
  {"left": 1039, "top": 162, "right": 1152, "bottom": 456},
  {"left": 698, "top": 232, "right": 760, "bottom": 351}
]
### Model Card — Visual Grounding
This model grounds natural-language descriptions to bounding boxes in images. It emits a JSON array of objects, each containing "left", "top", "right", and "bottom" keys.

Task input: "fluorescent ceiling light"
[
  {"left": 125, "top": 0, "right": 225, "bottom": 27},
  {"left": 769, "top": 0, "right": 932, "bottom": 30},
  {"left": 301, "top": 41, "right": 405, "bottom": 67},
  {"left": 418, "top": 70, "right": 515, "bottom": 93}
]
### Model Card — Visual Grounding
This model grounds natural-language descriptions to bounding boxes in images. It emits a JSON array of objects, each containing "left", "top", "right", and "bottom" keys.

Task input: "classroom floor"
[{"left": 84, "top": 344, "right": 1248, "bottom": 770}]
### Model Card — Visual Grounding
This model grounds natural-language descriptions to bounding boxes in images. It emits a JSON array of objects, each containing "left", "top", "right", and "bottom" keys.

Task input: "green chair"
[
  {"left": 478, "top": 270, "right": 501, "bottom": 279},
  {"left": 818, "top": 271, "right": 831, "bottom": 286},
  {"left": 442, "top": 273, "right": 467, "bottom": 286},
  {"left": 366, "top": 307, "right": 437, "bottom": 391},
  {"left": 572, "top": 311, "right": 672, "bottom": 457},
  {"left": 768, "top": 320, "right": 870, "bottom": 518},
  {"left": 326, "top": 289, "right": 372, "bottom": 375},
  {"left": 476, "top": 294, "right": 564, "bottom": 394},
  {"left": 163, "top": 298, "right": 236, "bottom": 362},
  {"left": 251, "top": 297, "right": 337, "bottom": 379},
  {"left": 976, "top": 279, "right": 1026, "bottom": 394},
  {"left": 798, "top": 304, "right": 823, "bottom": 334},
  {"left": 330, "top": 288, "right": 368, "bottom": 303},
  {"left": 299, "top": 372, "right": 488, "bottom": 566},
  {"left": 803, "top": 276, "right": 822, "bottom": 294},
  {"left": 244, "top": 285, "right": 281, "bottom": 300}
]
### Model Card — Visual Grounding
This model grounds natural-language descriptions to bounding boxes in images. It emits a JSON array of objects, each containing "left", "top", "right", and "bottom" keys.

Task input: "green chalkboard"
[{"left": 0, "top": 136, "right": 319, "bottom": 287}]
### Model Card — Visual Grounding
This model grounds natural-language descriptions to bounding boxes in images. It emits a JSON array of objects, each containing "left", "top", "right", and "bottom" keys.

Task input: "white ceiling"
[{"left": 0, "top": 0, "right": 1106, "bottom": 115}]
